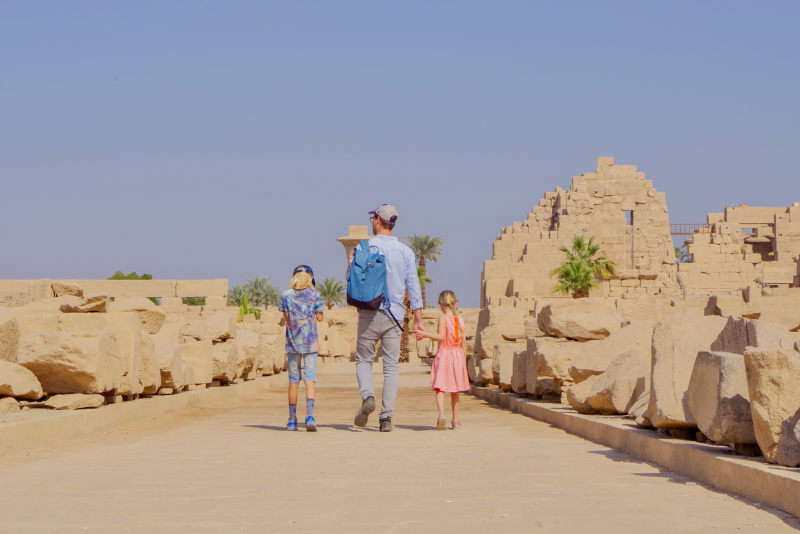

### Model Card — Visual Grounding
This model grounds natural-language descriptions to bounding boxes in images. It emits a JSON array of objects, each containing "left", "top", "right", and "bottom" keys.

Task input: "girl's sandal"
[
  {"left": 436, "top": 412, "right": 447, "bottom": 431},
  {"left": 451, "top": 421, "right": 462, "bottom": 430}
]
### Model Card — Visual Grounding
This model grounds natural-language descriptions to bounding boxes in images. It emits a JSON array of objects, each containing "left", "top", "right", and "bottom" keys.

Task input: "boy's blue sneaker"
[
  {"left": 286, "top": 419, "right": 298, "bottom": 431},
  {"left": 305, "top": 415, "right": 317, "bottom": 432}
]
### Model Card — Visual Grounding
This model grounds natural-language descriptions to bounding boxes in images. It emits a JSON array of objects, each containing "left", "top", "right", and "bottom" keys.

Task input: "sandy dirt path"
[{"left": 0, "top": 362, "right": 796, "bottom": 533}]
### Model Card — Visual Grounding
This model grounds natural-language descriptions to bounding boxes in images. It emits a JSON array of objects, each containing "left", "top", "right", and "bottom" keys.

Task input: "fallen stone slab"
[
  {"left": 183, "top": 313, "right": 237, "bottom": 342},
  {"left": 0, "top": 397, "right": 20, "bottom": 414},
  {"left": 181, "top": 341, "right": 213, "bottom": 384},
  {"left": 586, "top": 349, "right": 648, "bottom": 415},
  {"left": 627, "top": 389, "right": 652, "bottom": 427},
  {"left": 511, "top": 348, "right": 527, "bottom": 394},
  {"left": 528, "top": 336, "right": 599, "bottom": 394},
  {"left": 492, "top": 342, "right": 517, "bottom": 392},
  {"left": 568, "top": 321, "right": 655, "bottom": 383},
  {"left": 0, "top": 309, "right": 20, "bottom": 363},
  {"left": 0, "top": 360, "right": 44, "bottom": 399},
  {"left": 108, "top": 297, "right": 166, "bottom": 334},
  {"left": 743, "top": 347, "right": 800, "bottom": 463},
  {"left": 212, "top": 340, "right": 238, "bottom": 383},
  {"left": 235, "top": 330, "right": 261, "bottom": 378},
  {"left": 711, "top": 316, "right": 794, "bottom": 355},
  {"left": 140, "top": 334, "right": 160, "bottom": 395},
  {"left": 51, "top": 283, "right": 83, "bottom": 298},
  {"left": 18, "top": 331, "right": 122, "bottom": 394},
  {"left": 155, "top": 342, "right": 184, "bottom": 391},
  {"left": 542, "top": 312, "right": 621, "bottom": 341},
  {"left": 649, "top": 310, "right": 727, "bottom": 429},
  {"left": 44, "top": 393, "right": 104, "bottom": 410},
  {"left": 478, "top": 357, "right": 493, "bottom": 385},
  {"left": 59, "top": 294, "right": 109, "bottom": 313},
  {"left": 687, "top": 351, "right": 757, "bottom": 444}
]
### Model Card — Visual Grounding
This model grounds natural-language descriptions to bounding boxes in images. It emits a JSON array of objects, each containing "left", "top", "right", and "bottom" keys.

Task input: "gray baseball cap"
[{"left": 369, "top": 204, "right": 398, "bottom": 222}]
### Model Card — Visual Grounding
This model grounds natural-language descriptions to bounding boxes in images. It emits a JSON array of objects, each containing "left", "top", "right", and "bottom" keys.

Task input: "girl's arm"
[{"left": 419, "top": 315, "right": 446, "bottom": 342}]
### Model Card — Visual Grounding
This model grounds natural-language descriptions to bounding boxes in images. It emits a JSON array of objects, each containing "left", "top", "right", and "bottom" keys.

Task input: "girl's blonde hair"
[
  {"left": 438, "top": 290, "right": 458, "bottom": 314},
  {"left": 289, "top": 271, "right": 314, "bottom": 290}
]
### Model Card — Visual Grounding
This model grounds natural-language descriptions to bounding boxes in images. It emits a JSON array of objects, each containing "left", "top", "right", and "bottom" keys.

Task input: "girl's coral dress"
[{"left": 430, "top": 314, "right": 470, "bottom": 393}]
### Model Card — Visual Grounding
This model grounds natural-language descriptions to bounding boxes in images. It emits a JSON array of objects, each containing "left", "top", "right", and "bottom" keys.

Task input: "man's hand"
[{"left": 412, "top": 308, "right": 426, "bottom": 340}]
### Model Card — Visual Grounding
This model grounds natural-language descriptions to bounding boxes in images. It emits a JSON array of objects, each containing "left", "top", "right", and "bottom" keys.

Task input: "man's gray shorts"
[{"left": 355, "top": 309, "right": 401, "bottom": 421}]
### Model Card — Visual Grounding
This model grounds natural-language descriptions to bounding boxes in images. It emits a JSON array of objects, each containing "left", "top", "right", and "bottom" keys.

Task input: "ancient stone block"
[
  {"left": 542, "top": 312, "right": 620, "bottom": 341},
  {"left": 0, "top": 308, "right": 20, "bottom": 363},
  {"left": 586, "top": 349, "right": 649, "bottom": 415},
  {"left": 0, "top": 397, "right": 20, "bottom": 414},
  {"left": 776, "top": 409, "right": 800, "bottom": 468},
  {"left": 45, "top": 393, "right": 104, "bottom": 410},
  {"left": 0, "top": 359, "right": 43, "bottom": 399},
  {"left": 567, "top": 375, "right": 600, "bottom": 414},
  {"left": 52, "top": 283, "right": 84, "bottom": 298},
  {"left": 18, "top": 331, "right": 122, "bottom": 394},
  {"left": 492, "top": 343, "right": 517, "bottom": 392},
  {"left": 59, "top": 294, "right": 109, "bottom": 313},
  {"left": 687, "top": 351, "right": 757, "bottom": 444},
  {"left": 478, "top": 357, "right": 493, "bottom": 384},
  {"left": 140, "top": 334, "right": 160, "bottom": 395},
  {"left": 649, "top": 311, "right": 727, "bottom": 428},
  {"left": 155, "top": 343, "right": 184, "bottom": 390},
  {"left": 108, "top": 297, "right": 166, "bottom": 334},
  {"left": 212, "top": 340, "right": 238, "bottom": 382},
  {"left": 743, "top": 348, "right": 800, "bottom": 463},
  {"left": 180, "top": 340, "right": 213, "bottom": 384},
  {"left": 511, "top": 348, "right": 527, "bottom": 394}
]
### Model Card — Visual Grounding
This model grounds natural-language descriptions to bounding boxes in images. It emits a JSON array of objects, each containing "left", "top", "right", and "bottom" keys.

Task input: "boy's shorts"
[{"left": 287, "top": 352, "right": 318, "bottom": 383}]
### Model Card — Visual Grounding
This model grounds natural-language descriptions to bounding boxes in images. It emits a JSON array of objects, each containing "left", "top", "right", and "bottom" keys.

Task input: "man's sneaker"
[
  {"left": 379, "top": 418, "right": 392, "bottom": 432},
  {"left": 354, "top": 396, "right": 376, "bottom": 427},
  {"left": 305, "top": 415, "right": 317, "bottom": 432},
  {"left": 286, "top": 419, "right": 298, "bottom": 431}
]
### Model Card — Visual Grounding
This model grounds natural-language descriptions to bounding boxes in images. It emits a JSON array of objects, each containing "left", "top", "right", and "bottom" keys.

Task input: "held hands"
[{"left": 413, "top": 323, "right": 427, "bottom": 341}]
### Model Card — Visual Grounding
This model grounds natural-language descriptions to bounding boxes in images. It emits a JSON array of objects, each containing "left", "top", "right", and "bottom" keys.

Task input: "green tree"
[
  {"left": 674, "top": 245, "right": 690, "bottom": 263},
  {"left": 108, "top": 271, "right": 152, "bottom": 280},
  {"left": 228, "top": 285, "right": 246, "bottom": 307},
  {"left": 404, "top": 235, "right": 444, "bottom": 307},
  {"left": 549, "top": 235, "right": 618, "bottom": 298},
  {"left": 245, "top": 276, "right": 281, "bottom": 307},
  {"left": 317, "top": 277, "right": 346, "bottom": 309}
]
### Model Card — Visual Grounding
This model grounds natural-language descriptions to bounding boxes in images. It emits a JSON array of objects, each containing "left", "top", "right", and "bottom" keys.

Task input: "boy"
[{"left": 278, "top": 265, "right": 324, "bottom": 431}]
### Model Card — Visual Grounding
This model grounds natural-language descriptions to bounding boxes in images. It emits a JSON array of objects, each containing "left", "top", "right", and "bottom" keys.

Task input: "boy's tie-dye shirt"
[{"left": 278, "top": 288, "right": 325, "bottom": 354}]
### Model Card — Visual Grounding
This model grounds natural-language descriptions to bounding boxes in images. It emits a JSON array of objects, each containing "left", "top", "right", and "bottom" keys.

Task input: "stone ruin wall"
[{"left": 481, "top": 157, "right": 800, "bottom": 308}]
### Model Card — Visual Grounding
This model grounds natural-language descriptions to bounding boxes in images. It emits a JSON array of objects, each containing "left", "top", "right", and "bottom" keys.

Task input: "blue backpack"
[{"left": 347, "top": 240, "right": 403, "bottom": 330}]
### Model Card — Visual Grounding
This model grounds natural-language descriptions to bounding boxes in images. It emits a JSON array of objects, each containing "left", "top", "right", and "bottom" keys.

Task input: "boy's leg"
[
  {"left": 287, "top": 353, "right": 302, "bottom": 420},
  {"left": 303, "top": 353, "right": 318, "bottom": 417},
  {"left": 378, "top": 313, "right": 401, "bottom": 421},
  {"left": 355, "top": 311, "right": 380, "bottom": 401}
]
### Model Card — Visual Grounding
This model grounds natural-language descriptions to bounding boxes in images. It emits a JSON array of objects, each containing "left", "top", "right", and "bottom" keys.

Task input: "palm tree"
[
  {"left": 404, "top": 234, "right": 444, "bottom": 307},
  {"left": 400, "top": 267, "right": 435, "bottom": 363},
  {"left": 549, "top": 235, "right": 618, "bottom": 298},
  {"left": 227, "top": 285, "right": 246, "bottom": 307},
  {"left": 245, "top": 276, "right": 281, "bottom": 307},
  {"left": 317, "top": 277, "right": 346, "bottom": 309},
  {"left": 674, "top": 245, "right": 690, "bottom": 263}
]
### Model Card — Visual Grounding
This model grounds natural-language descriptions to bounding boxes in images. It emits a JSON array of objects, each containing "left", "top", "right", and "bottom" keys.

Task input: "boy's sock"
[
  {"left": 289, "top": 403, "right": 297, "bottom": 421},
  {"left": 306, "top": 398, "right": 315, "bottom": 417}
]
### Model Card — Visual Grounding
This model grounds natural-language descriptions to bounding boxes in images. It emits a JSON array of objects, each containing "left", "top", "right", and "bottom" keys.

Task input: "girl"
[
  {"left": 278, "top": 265, "right": 324, "bottom": 432},
  {"left": 417, "top": 290, "right": 469, "bottom": 430}
]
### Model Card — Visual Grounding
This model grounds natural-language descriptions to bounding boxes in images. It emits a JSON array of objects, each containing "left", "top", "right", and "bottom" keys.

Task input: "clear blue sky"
[{"left": 2, "top": 2, "right": 799, "bottom": 307}]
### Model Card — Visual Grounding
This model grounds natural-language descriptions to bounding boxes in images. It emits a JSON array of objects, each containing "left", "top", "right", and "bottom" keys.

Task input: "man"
[{"left": 347, "top": 204, "right": 425, "bottom": 432}]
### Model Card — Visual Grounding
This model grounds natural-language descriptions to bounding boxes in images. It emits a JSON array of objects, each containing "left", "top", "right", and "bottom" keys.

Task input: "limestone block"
[
  {"left": 776, "top": 409, "right": 800, "bottom": 468},
  {"left": 511, "top": 348, "right": 527, "bottom": 394},
  {"left": 155, "top": 343, "right": 184, "bottom": 390},
  {"left": 686, "top": 351, "right": 756, "bottom": 444},
  {"left": 743, "top": 348, "right": 800, "bottom": 463},
  {"left": 711, "top": 316, "right": 794, "bottom": 356},
  {"left": 259, "top": 335, "right": 275, "bottom": 376},
  {"left": 467, "top": 354, "right": 480, "bottom": 383},
  {"left": 212, "top": 340, "right": 238, "bottom": 382},
  {"left": 108, "top": 297, "right": 166, "bottom": 334},
  {"left": 0, "top": 397, "right": 20, "bottom": 414},
  {"left": 235, "top": 330, "right": 261, "bottom": 377},
  {"left": 569, "top": 321, "right": 655, "bottom": 383},
  {"left": 184, "top": 364, "right": 195, "bottom": 386},
  {"left": 29, "top": 279, "right": 53, "bottom": 302},
  {"left": 542, "top": 312, "right": 620, "bottom": 341},
  {"left": 261, "top": 334, "right": 285, "bottom": 374},
  {"left": 478, "top": 357, "right": 494, "bottom": 384},
  {"left": 329, "top": 333, "right": 350, "bottom": 358},
  {"left": 44, "top": 393, "right": 104, "bottom": 410},
  {"left": 566, "top": 375, "right": 600, "bottom": 414},
  {"left": 152, "top": 323, "right": 181, "bottom": 345},
  {"left": 140, "top": 334, "right": 160, "bottom": 395},
  {"left": 18, "top": 331, "right": 122, "bottom": 394},
  {"left": 528, "top": 336, "right": 599, "bottom": 393},
  {"left": 536, "top": 299, "right": 617, "bottom": 334},
  {"left": 12, "top": 296, "right": 83, "bottom": 316},
  {"left": 59, "top": 313, "right": 144, "bottom": 396},
  {"left": 0, "top": 308, "right": 20, "bottom": 363},
  {"left": 649, "top": 311, "right": 727, "bottom": 429},
  {"left": 492, "top": 343, "right": 517, "bottom": 391},
  {"left": 59, "top": 294, "right": 109, "bottom": 313},
  {"left": 180, "top": 340, "right": 213, "bottom": 384},
  {"left": 474, "top": 306, "right": 526, "bottom": 359},
  {"left": 0, "top": 359, "right": 44, "bottom": 399},
  {"left": 52, "top": 283, "right": 83, "bottom": 298},
  {"left": 204, "top": 296, "right": 228, "bottom": 311},
  {"left": 586, "top": 349, "right": 649, "bottom": 415},
  {"left": 183, "top": 313, "right": 237, "bottom": 342}
]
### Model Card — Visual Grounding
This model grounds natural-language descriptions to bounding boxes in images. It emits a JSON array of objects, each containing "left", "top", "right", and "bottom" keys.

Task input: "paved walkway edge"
[
  {"left": 470, "top": 386, "right": 800, "bottom": 518},
  {"left": 0, "top": 374, "right": 287, "bottom": 458}
]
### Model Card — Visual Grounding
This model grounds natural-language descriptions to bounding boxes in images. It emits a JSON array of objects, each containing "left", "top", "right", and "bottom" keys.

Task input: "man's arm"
[{"left": 404, "top": 251, "right": 425, "bottom": 338}]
